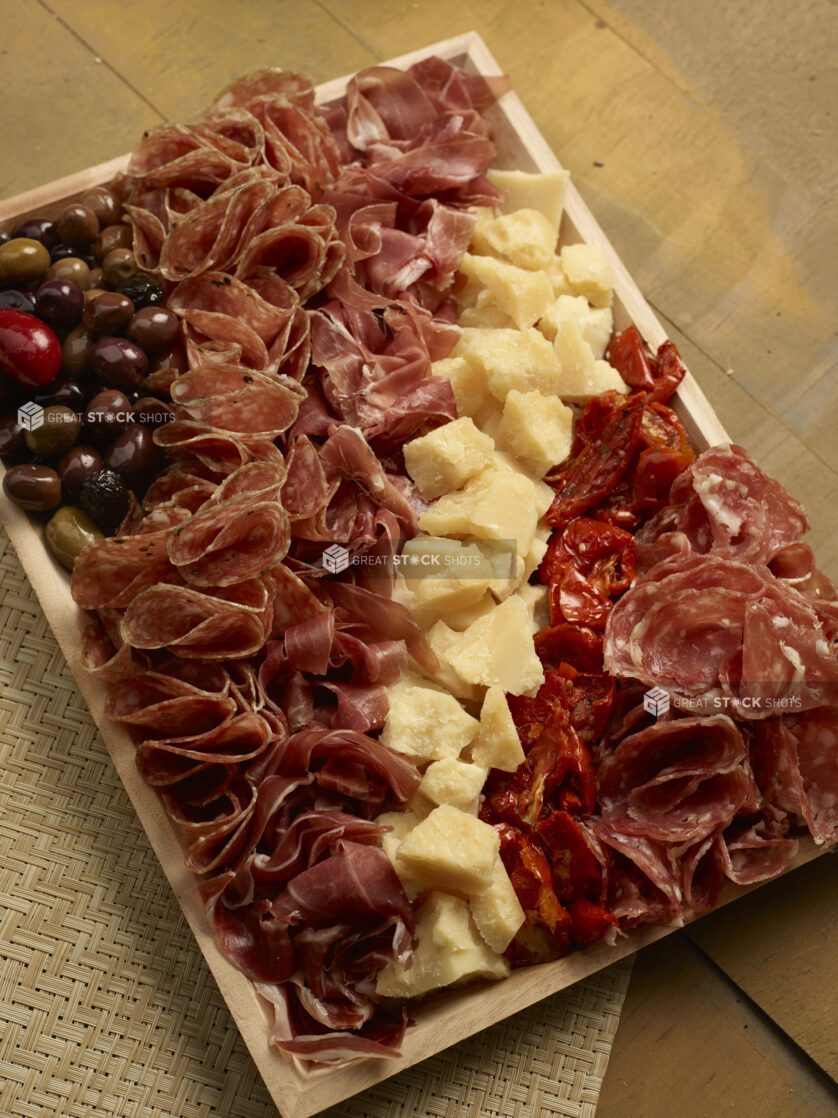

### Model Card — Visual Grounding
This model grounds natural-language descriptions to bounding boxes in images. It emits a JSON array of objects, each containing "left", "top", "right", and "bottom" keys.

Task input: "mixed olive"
[{"left": 0, "top": 188, "right": 181, "bottom": 569}]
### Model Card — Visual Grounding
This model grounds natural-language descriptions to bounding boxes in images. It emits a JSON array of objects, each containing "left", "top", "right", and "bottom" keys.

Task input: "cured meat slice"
[
  {"left": 153, "top": 420, "right": 285, "bottom": 475},
  {"left": 105, "top": 667, "right": 234, "bottom": 736},
  {"left": 158, "top": 172, "right": 277, "bottom": 280},
  {"left": 585, "top": 816, "right": 683, "bottom": 926},
  {"left": 635, "top": 444, "right": 809, "bottom": 573},
  {"left": 120, "top": 580, "right": 272, "bottom": 660},
  {"left": 137, "top": 711, "right": 277, "bottom": 786},
  {"left": 71, "top": 526, "right": 182, "bottom": 610},
  {"left": 719, "top": 815, "right": 799, "bottom": 884},
  {"left": 603, "top": 554, "right": 838, "bottom": 713},
  {"left": 319, "top": 425, "right": 423, "bottom": 534},
  {"left": 786, "top": 709, "right": 838, "bottom": 844},
  {"left": 597, "top": 715, "right": 754, "bottom": 843},
  {"left": 207, "top": 69, "right": 316, "bottom": 114},
  {"left": 170, "top": 364, "right": 306, "bottom": 443}
]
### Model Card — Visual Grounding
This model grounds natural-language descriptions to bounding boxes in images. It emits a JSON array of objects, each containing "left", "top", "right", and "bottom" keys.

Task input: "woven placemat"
[{"left": 0, "top": 525, "right": 631, "bottom": 1118}]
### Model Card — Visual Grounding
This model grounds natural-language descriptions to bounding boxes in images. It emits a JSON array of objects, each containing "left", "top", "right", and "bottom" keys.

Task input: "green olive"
[
  {"left": 44, "top": 505, "right": 103, "bottom": 570},
  {"left": 0, "top": 237, "right": 51, "bottom": 283},
  {"left": 23, "top": 405, "right": 81, "bottom": 457}
]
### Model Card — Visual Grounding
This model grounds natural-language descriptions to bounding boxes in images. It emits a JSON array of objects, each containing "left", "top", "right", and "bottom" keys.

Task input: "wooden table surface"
[{"left": 3, "top": 1, "right": 837, "bottom": 1116}]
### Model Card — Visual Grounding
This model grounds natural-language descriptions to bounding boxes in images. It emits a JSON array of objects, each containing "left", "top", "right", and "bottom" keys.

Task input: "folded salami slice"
[
  {"left": 158, "top": 172, "right": 278, "bottom": 280},
  {"left": 604, "top": 553, "right": 838, "bottom": 713},
  {"left": 120, "top": 580, "right": 272, "bottom": 660},
  {"left": 635, "top": 444, "right": 809, "bottom": 573},
  {"left": 170, "top": 364, "right": 306, "bottom": 443},
  {"left": 597, "top": 715, "right": 754, "bottom": 844},
  {"left": 71, "top": 523, "right": 183, "bottom": 610}
]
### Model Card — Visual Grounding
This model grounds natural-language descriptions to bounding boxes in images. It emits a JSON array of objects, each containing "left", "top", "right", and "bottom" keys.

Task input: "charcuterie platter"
[{"left": 1, "top": 31, "right": 835, "bottom": 1118}]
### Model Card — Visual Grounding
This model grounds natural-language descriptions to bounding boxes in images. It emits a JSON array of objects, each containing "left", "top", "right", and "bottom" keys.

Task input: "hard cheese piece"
[
  {"left": 377, "top": 809, "right": 423, "bottom": 900},
  {"left": 396, "top": 804, "right": 501, "bottom": 894},
  {"left": 380, "top": 674, "right": 479, "bottom": 763},
  {"left": 538, "top": 293, "right": 613, "bottom": 358},
  {"left": 403, "top": 416, "right": 495, "bottom": 499},
  {"left": 487, "top": 168, "right": 570, "bottom": 233},
  {"left": 454, "top": 326, "right": 562, "bottom": 402},
  {"left": 554, "top": 322, "right": 629, "bottom": 401},
  {"left": 430, "top": 354, "right": 493, "bottom": 419},
  {"left": 472, "top": 685, "right": 526, "bottom": 772},
  {"left": 469, "top": 207, "right": 558, "bottom": 271},
  {"left": 418, "top": 460, "right": 543, "bottom": 558},
  {"left": 427, "top": 621, "right": 486, "bottom": 703},
  {"left": 458, "top": 287, "right": 518, "bottom": 329},
  {"left": 375, "top": 891, "right": 509, "bottom": 998},
  {"left": 470, "top": 855, "right": 526, "bottom": 953},
  {"left": 409, "top": 574, "right": 493, "bottom": 630},
  {"left": 458, "top": 253, "right": 554, "bottom": 329},
  {"left": 419, "top": 757, "right": 488, "bottom": 812},
  {"left": 559, "top": 242, "right": 615, "bottom": 308},
  {"left": 443, "top": 595, "right": 545, "bottom": 696},
  {"left": 495, "top": 388, "right": 574, "bottom": 477}
]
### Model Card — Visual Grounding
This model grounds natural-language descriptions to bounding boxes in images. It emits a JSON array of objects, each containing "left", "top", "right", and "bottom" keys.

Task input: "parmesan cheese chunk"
[
  {"left": 377, "top": 810, "right": 423, "bottom": 900},
  {"left": 418, "top": 462, "right": 543, "bottom": 558},
  {"left": 403, "top": 416, "right": 495, "bottom": 499},
  {"left": 472, "top": 685, "right": 526, "bottom": 772},
  {"left": 486, "top": 168, "right": 570, "bottom": 233},
  {"left": 538, "top": 293, "right": 613, "bottom": 359},
  {"left": 496, "top": 388, "right": 574, "bottom": 477},
  {"left": 553, "top": 322, "right": 629, "bottom": 401},
  {"left": 559, "top": 242, "right": 615, "bottom": 308},
  {"left": 459, "top": 253, "right": 554, "bottom": 329},
  {"left": 443, "top": 595, "right": 545, "bottom": 696},
  {"left": 454, "top": 326, "right": 563, "bottom": 402},
  {"left": 426, "top": 621, "right": 486, "bottom": 703},
  {"left": 470, "top": 855, "right": 526, "bottom": 953},
  {"left": 396, "top": 804, "right": 500, "bottom": 894},
  {"left": 375, "top": 891, "right": 509, "bottom": 998},
  {"left": 419, "top": 757, "right": 488, "bottom": 813},
  {"left": 381, "top": 674, "right": 479, "bottom": 763},
  {"left": 430, "top": 354, "right": 493, "bottom": 419},
  {"left": 469, "top": 208, "right": 558, "bottom": 271}
]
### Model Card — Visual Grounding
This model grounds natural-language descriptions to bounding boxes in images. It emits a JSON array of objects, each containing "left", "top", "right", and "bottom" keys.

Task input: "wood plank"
[
  {"left": 1, "top": 0, "right": 162, "bottom": 198},
  {"left": 597, "top": 934, "right": 838, "bottom": 1118},
  {"left": 44, "top": 0, "right": 375, "bottom": 122},
  {"left": 685, "top": 851, "right": 838, "bottom": 1081}
]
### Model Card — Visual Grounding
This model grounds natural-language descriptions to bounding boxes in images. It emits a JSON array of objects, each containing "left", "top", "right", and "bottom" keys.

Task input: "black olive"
[
  {"left": 79, "top": 466, "right": 132, "bottom": 535},
  {"left": 118, "top": 273, "right": 165, "bottom": 309}
]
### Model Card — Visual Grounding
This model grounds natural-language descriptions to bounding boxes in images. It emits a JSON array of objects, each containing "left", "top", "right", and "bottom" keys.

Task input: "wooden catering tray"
[{"left": 0, "top": 30, "right": 827, "bottom": 1118}]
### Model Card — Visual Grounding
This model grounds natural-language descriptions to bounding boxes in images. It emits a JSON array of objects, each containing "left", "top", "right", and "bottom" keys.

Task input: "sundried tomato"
[
  {"left": 549, "top": 566, "right": 612, "bottom": 630},
  {"left": 540, "top": 517, "right": 636, "bottom": 596},
  {"left": 545, "top": 392, "right": 644, "bottom": 528},
  {"left": 533, "top": 623, "right": 603, "bottom": 672},
  {"left": 559, "top": 668, "right": 615, "bottom": 743},
  {"left": 536, "top": 810, "right": 604, "bottom": 903},
  {"left": 648, "top": 339, "right": 688, "bottom": 404},
  {"left": 568, "top": 898, "right": 619, "bottom": 947},
  {"left": 605, "top": 324, "right": 656, "bottom": 392}
]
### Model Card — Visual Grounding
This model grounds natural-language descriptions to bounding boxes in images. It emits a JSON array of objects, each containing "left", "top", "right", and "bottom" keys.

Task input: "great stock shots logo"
[
  {"left": 643, "top": 687, "right": 671, "bottom": 718},
  {"left": 17, "top": 401, "right": 45, "bottom": 430},
  {"left": 322, "top": 544, "right": 351, "bottom": 574}
]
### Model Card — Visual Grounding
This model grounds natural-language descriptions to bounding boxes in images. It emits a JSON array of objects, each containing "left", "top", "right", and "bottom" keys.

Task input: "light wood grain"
[
  {"left": 686, "top": 851, "right": 838, "bottom": 1081},
  {"left": 597, "top": 934, "right": 838, "bottom": 1118}
]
